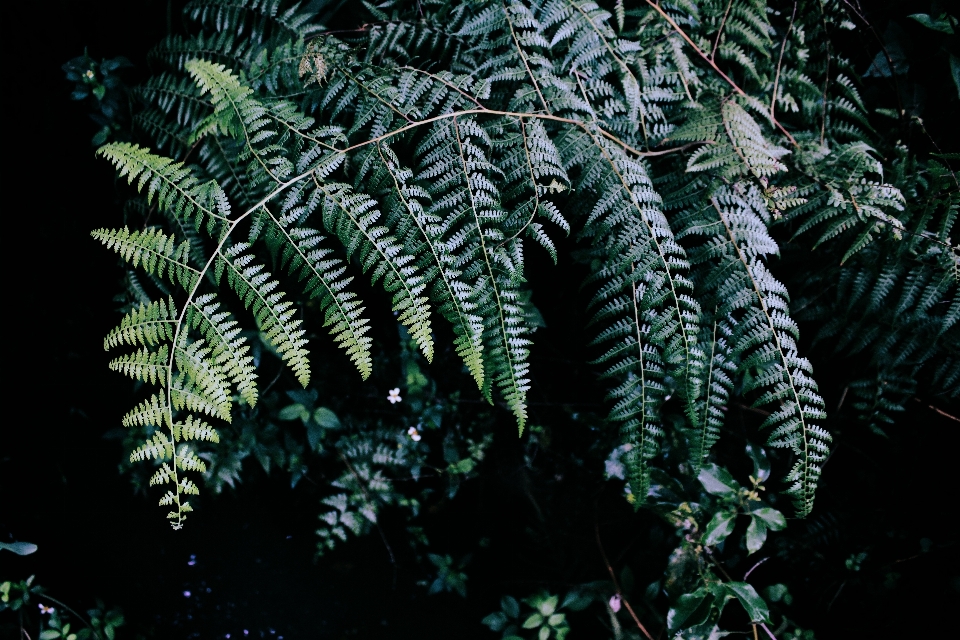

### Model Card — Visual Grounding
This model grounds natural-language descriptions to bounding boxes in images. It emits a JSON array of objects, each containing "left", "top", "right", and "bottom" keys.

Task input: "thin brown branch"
[
  {"left": 735, "top": 402, "right": 772, "bottom": 417},
  {"left": 503, "top": 2, "right": 551, "bottom": 115},
  {"left": 771, "top": 2, "right": 798, "bottom": 120},
  {"left": 913, "top": 397, "right": 960, "bottom": 423},
  {"left": 839, "top": 0, "right": 904, "bottom": 119},
  {"left": 645, "top": 0, "right": 799, "bottom": 149},
  {"left": 710, "top": 0, "right": 734, "bottom": 61},
  {"left": 595, "top": 523, "right": 655, "bottom": 640}
]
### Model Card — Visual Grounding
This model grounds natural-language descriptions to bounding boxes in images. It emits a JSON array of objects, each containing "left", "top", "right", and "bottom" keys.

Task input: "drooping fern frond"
[
  {"left": 678, "top": 183, "right": 830, "bottom": 516},
  {"left": 89, "top": 0, "right": 960, "bottom": 529}
]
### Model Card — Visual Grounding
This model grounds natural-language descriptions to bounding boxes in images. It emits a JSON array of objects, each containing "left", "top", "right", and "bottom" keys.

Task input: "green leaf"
[
  {"left": 724, "top": 582, "right": 770, "bottom": 623},
  {"left": 745, "top": 516, "right": 767, "bottom": 554},
  {"left": 560, "top": 589, "right": 592, "bottom": 611},
  {"left": 538, "top": 626, "right": 550, "bottom": 640},
  {"left": 523, "top": 613, "right": 544, "bottom": 629},
  {"left": 703, "top": 510, "right": 737, "bottom": 546},
  {"left": 908, "top": 13, "right": 955, "bottom": 34},
  {"left": 312, "top": 407, "right": 342, "bottom": 430},
  {"left": 667, "top": 589, "right": 712, "bottom": 631},
  {"left": 501, "top": 595, "right": 520, "bottom": 618},
  {"left": 40, "top": 631, "right": 61, "bottom": 640},
  {"left": 278, "top": 404, "right": 309, "bottom": 422},
  {"left": 537, "top": 595, "right": 558, "bottom": 616},
  {"left": 750, "top": 507, "right": 787, "bottom": 531},
  {"left": 0, "top": 542, "right": 38, "bottom": 556},
  {"left": 745, "top": 443, "right": 770, "bottom": 482},
  {"left": 698, "top": 463, "right": 740, "bottom": 498},
  {"left": 482, "top": 611, "right": 508, "bottom": 632}
]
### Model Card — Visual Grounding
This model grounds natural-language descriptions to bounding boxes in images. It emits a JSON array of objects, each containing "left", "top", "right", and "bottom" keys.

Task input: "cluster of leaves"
[
  {"left": 71, "top": 0, "right": 957, "bottom": 638},
  {"left": 2, "top": 573, "right": 125, "bottom": 640}
]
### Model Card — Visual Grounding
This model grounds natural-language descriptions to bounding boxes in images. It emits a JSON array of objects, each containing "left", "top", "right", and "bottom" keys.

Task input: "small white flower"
[
  {"left": 85, "top": 69, "right": 95, "bottom": 79},
  {"left": 387, "top": 388, "right": 402, "bottom": 404},
  {"left": 38, "top": 604, "right": 55, "bottom": 614},
  {"left": 407, "top": 426, "right": 422, "bottom": 442},
  {"left": 608, "top": 594, "right": 622, "bottom": 613}
]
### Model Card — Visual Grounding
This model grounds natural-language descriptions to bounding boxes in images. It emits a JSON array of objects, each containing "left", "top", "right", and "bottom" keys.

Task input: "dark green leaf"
[
  {"left": 703, "top": 510, "right": 737, "bottom": 546},
  {"left": 724, "top": 582, "right": 770, "bottom": 623},
  {"left": 750, "top": 507, "right": 787, "bottom": 531},
  {"left": 667, "top": 589, "right": 713, "bottom": 631},
  {"left": 745, "top": 516, "right": 767, "bottom": 554},
  {"left": 698, "top": 464, "right": 740, "bottom": 498},
  {"left": 908, "top": 13, "right": 955, "bottom": 34}
]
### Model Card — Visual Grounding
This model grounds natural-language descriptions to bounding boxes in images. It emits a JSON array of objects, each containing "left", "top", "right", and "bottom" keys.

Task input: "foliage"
[
  {"left": 68, "top": 0, "right": 957, "bottom": 638},
  {"left": 1, "top": 572, "right": 125, "bottom": 640}
]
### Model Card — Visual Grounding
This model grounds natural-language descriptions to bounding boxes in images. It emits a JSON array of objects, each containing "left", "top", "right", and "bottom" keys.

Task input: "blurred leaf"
[
  {"left": 908, "top": 13, "right": 955, "bottom": 34},
  {"left": 502, "top": 595, "right": 520, "bottom": 618},
  {"left": 0, "top": 541, "right": 37, "bottom": 555},
  {"left": 745, "top": 443, "right": 770, "bottom": 482}
]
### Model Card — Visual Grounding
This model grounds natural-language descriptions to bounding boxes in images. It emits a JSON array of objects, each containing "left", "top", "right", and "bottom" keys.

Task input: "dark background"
[{"left": 2, "top": 1, "right": 958, "bottom": 638}]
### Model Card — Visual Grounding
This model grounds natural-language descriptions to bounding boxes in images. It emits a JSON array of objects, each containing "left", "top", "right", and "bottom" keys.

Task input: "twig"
[
  {"left": 36, "top": 594, "right": 104, "bottom": 640},
  {"left": 595, "top": 523, "right": 655, "bottom": 640},
  {"left": 827, "top": 579, "right": 846, "bottom": 611},
  {"left": 743, "top": 556, "right": 769, "bottom": 580},
  {"left": 705, "top": 549, "right": 735, "bottom": 582},
  {"left": 710, "top": 0, "right": 734, "bottom": 61},
  {"left": 836, "top": 386, "right": 849, "bottom": 413},
  {"left": 735, "top": 402, "right": 772, "bottom": 417},
  {"left": 770, "top": 2, "right": 798, "bottom": 120},
  {"left": 644, "top": 0, "right": 799, "bottom": 148},
  {"left": 913, "top": 397, "right": 960, "bottom": 423},
  {"left": 839, "top": 0, "right": 904, "bottom": 119},
  {"left": 760, "top": 622, "right": 780, "bottom": 640}
]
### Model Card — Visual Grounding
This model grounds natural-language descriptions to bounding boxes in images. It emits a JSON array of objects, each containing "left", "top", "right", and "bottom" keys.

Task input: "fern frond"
[
  {"left": 263, "top": 200, "right": 374, "bottom": 380},
  {"left": 219, "top": 243, "right": 311, "bottom": 386},
  {"left": 92, "top": 227, "right": 199, "bottom": 290},
  {"left": 108, "top": 345, "right": 169, "bottom": 385},
  {"left": 105, "top": 296, "right": 177, "bottom": 350},
  {"left": 96, "top": 142, "right": 232, "bottom": 235},
  {"left": 186, "top": 293, "right": 259, "bottom": 406}
]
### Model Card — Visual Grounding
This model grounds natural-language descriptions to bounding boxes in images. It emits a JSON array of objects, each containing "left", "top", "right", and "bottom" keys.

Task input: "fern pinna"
[{"left": 92, "top": 0, "right": 956, "bottom": 526}]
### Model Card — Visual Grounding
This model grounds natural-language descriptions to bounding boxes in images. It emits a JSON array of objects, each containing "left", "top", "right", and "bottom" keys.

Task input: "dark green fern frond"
[
  {"left": 415, "top": 115, "right": 531, "bottom": 427},
  {"left": 263, "top": 204, "right": 374, "bottom": 379},
  {"left": 365, "top": 143, "right": 485, "bottom": 388},
  {"left": 682, "top": 184, "right": 829, "bottom": 516}
]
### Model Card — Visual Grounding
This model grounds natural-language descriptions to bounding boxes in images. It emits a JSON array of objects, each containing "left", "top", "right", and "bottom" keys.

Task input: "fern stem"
[
  {"left": 644, "top": 0, "right": 800, "bottom": 149},
  {"left": 770, "top": 1, "right": 798, "bottom": 121},
  {"left": 566, "top": 0, "right": 649, "bottom": 148},
  {"left": 710, "top": 197, "right": 820, "bottom": 513},
  {"left": 710, "top": 0, "right": 734, "bottom": 62},
  {"left": 452, "top": 115, "right": 527, "bottom": 429},
  {"left": 502, "top": 1, "right": 552, "bottom": 115}
]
